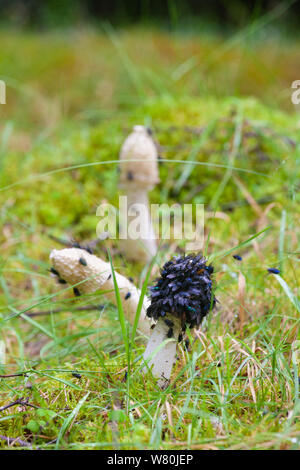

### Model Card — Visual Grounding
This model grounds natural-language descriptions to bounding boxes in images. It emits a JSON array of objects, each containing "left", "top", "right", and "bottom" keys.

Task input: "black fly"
[
  {"left": 73, "top": 287, "right": 81, "bottom": 296},
  {"left": 50, "top": 267, "right": 59, "bottom": 276},
  {"left": 127, "top": 171, "right": 134, "bottom": 181},
  {"left": 267, "top": 268, "right": 280, "bottom": 274},
  {"left": 205, "top": 265, "right": 214, "bottom": 274},
  {"left": 72, "top": 372, "right": 81, "bottom": 379},
  {"left": 167, "top": 328, "right": 174, "bottom": 338}
]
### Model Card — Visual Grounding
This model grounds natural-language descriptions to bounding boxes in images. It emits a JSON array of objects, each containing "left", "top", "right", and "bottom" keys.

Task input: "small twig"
[
  {"left": 26, "top": 304, "right": 105, "bottom": 318},
  {"left": 238, "top": 272, "right": 246, "bottom": 335},
  {"left": 0, "top": 399, "right": 23, "bottom": 412},
  {"left": 0, "top": 372, "right": 28, "bottom": 378},
  {"left": 221, "top": 195, "right": 274, "bottom": 211},
  {"left": 0, "top": 397, "right": 40, "bottom": 412},
  {"left": 45, "top": 438, "right": 58, "bottom": 446},
  {"left": 47, "top": 233, "right": 108, "bottom": 252},
  {"left": 47, "top": 233, "right": 75, "bottom": 247},
  {"left": 0, "top": 435, "right": 32, "bottom": 448}
]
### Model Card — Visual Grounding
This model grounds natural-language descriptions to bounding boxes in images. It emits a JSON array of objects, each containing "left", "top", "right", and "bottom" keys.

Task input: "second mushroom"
[{"left": 119, "top": 125, "right": 159, "bottom": 263}]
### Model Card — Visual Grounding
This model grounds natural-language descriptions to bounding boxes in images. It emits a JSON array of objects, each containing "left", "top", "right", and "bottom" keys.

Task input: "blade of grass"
[
  {"left": 107, "top": 249, "right": 129, "bottom": 363},
  {"left": 101, "top": 22, "right": 145, "bottom": 98},
  {"left": 210, "top": 111, "right": 243, "bottom": 210},
  {"left": 107, "top": 249, "right": 130, "bottom": 414},
  {"left": 0, "top": 158, "right": 270, "bottom": 193},
  {"left": 3, "top": 276, "right": 98, "bottom": 321},
  {"left": 274, "top": 275, "right": 300, "bottom": 313},
  {"left": 174, "top": 119, "right": 217, "bottom": 194},
  {"left": 34, "top": 371, "right": 83, "bottom": 391},
  {"left": 55, "top": 392, "right": 90, "bottom": 449},
  {"left": 210, "top": 225, "right": 271, "bottom": 261},
  {"left": 278, "top": 209, "right": 286, "bottom": 273},
  {"left": 130, "top": 255, "right": 156, "bottom": 347}
]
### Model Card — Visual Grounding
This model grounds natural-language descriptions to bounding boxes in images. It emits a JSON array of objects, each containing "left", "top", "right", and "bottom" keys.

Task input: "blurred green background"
[{"left": 0, "top": 0, "right": 299, "bottom": 134}]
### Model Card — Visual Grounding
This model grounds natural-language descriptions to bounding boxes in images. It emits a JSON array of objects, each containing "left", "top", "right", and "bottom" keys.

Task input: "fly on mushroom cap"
[
  {"left": 146, "top": 254, "right": 216, "bottom": 327},
  {"left": 119, "top": 125, "right": 160, "bottom": 190}
]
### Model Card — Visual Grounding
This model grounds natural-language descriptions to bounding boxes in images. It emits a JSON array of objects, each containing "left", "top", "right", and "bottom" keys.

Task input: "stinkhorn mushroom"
[
  {"left": 142, "top": 254, "right": 216, "bottom": 388},
  {"left": 119, "top": 125, "right": 159, "bottom": 263},
  {"left": 49, "top": 247, "right": 152, "bottom": 337}
]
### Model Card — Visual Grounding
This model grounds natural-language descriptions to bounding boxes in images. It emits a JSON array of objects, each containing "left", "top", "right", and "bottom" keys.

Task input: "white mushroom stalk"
[
  {"left": 119, "top": 125, "right": 159, "bottom": 263},
  {"left": 49, "top": 247, "right": 151, "bottom": 337},
  {"left": 143, "top": 314, "right": 182, "bottom": 389},
  {"left": 143, "top": 254, "right": 216, "bottom": 389}
]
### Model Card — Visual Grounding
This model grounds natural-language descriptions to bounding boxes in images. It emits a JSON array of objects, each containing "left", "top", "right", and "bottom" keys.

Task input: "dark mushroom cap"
[{"left": 147, "top": 254, "right": 216, "bottom": 328}]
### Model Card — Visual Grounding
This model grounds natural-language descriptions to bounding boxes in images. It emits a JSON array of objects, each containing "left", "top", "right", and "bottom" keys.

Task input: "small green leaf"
[
  {"left": 36, "top": 408, "right": 56, "bottom": 419},
  {"left": 26, "top": 420, "right": 40, "bottom": 433},
  {"left": 108, "top": 409, "right": 127, "bottom": 423}
]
